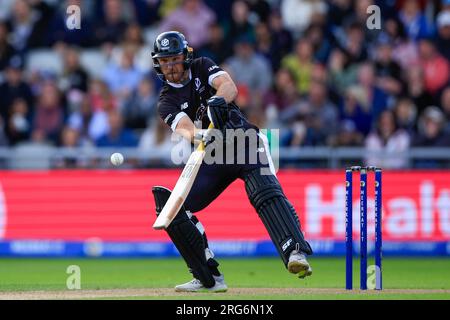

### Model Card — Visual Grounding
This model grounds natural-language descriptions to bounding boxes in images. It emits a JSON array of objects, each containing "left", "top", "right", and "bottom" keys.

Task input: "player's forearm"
[
  {"left": 175, "top": 116, "right": 210, "bottom": 144},
  {"left": 174, "top": 116, "right": 196, "bottom": 142},
  {"left": 214, "top": 79, "right": 238, "bottom": 104}
]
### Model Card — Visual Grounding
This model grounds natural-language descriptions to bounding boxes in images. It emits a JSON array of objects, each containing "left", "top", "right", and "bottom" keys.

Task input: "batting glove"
[
  {"left": 207, "top": 96, "right": 229, "bottom": 130},
  {"left": 193, "top": 127, "right": 223, "bottom": 147}
]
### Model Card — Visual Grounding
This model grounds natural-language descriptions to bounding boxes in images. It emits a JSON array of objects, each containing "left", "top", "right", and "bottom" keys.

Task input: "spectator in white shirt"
[{"left": 365, "top": 110, "right": 411, "bottom": 168}]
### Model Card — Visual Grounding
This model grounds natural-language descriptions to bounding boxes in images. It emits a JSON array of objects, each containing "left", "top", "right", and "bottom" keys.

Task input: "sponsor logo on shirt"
[
  {"left": 195, "top": 104, "right": 207, "bottom": 122},
  {"left": 164, "top": 113, "right": 173, "bottom": 124},
  {"left": 208, "top": 65, "right": 219, "bottom": 72},
  {"left": 180, "top": 102, "right": 189, "bottom": 110}
]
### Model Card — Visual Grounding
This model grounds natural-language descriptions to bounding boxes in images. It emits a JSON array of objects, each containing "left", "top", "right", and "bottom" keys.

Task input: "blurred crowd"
[{"left": 0, "top": 0, "right": 449, "bottom": 169}]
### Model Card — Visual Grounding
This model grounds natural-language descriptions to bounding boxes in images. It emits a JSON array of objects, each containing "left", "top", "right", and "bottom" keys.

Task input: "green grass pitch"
[{"left": 0, "top": 257, "right": 449, "bottom": 299}]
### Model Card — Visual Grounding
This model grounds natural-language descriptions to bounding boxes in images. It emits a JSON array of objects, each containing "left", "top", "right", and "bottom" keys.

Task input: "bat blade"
[{"left": 152, "top": 148, "right": 206, "bottom": 229}]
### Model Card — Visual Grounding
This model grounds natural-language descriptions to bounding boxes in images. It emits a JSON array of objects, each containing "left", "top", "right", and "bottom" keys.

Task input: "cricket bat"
[{"left": 153, "top": 123, "right": 213, "bottom": 230}]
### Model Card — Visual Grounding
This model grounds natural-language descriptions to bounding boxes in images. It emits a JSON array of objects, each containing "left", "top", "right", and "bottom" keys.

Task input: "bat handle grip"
[{"left": 197, "top": 123, "right": 215, "bottom": 152}]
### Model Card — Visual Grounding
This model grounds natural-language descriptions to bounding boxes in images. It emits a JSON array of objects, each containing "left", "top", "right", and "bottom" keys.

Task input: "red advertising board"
[{"left": 0, "top": 170, "right": 449, "bottom": 242}]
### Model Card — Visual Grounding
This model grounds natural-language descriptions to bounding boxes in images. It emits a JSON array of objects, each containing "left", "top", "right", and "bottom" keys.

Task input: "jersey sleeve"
[
  {"left": 157, "top": 88, "right": 188, "bottom": 132},
  {"left": 200, "top": 57, "right": 228, "bottom": 87}
]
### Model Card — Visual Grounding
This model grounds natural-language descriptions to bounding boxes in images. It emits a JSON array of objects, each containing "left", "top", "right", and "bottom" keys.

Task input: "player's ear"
[
  {"left": 187, "top": 47, "right": 194, "bottom": 59},
  {"left": 185, "top": 47, "right": 194, "bottom": 69}
]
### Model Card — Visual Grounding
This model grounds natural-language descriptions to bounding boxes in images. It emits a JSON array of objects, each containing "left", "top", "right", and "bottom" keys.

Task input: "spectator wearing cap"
[
  {"left": 399, "top": 0, "right": 434, "bottom": 41},
  {"left": 412, "top": 105, "right": 450, "bottom": 146},
  {"left": 418, "top": 37, "right": 450, "bottom": 97},
  {"left": 435, "top": 10, "right": 450, "bottom": 58},
  {"left": 159, "top": 0, "right": 216, "bottom": 49},
  {"left": 0, "top": 56, "right": 33, "bottom": 125},
  {"left": 365, "top": 110, "right": 411, "bottom": 169}
]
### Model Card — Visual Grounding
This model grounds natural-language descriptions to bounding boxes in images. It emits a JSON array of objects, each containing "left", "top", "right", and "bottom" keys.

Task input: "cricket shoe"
[
  {"left": 175, "top": 274, "right": 228, "bottom": 293},
  {"left": 288, "top": 250, "right": 313, "bottom": 279}
]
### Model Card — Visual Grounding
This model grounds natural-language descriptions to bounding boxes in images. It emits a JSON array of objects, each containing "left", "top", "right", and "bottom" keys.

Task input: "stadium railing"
[{"left": 0, "top": 146, "right": 449, "bottom": 169}]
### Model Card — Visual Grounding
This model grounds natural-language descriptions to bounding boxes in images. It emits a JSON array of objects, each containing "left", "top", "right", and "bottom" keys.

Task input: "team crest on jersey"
[
  {"left": 180, "top": 102, "right": 189, "bottom": 110},
  {"left": 194, "top": 78, "right": 205, "bottom": 93},
  {"left": 194, "top": 78, "right": 201, "bottom": 91}
]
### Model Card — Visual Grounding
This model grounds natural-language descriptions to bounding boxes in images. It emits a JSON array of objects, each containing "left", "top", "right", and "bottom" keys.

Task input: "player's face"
[{"left": 158, "top": 55, "right": 186, "bottom": 83}]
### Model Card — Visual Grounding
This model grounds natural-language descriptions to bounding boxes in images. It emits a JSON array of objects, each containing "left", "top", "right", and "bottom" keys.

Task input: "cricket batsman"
[{"left": 151, "top": 31, "right": 313, "bottom": 292}]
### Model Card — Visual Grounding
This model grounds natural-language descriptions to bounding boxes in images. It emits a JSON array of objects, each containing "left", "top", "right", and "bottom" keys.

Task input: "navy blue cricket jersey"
[
  {"left": 157, "top": 57, "right": 257, "bottom": 132},
  {"left": 156, "top": 57, "right": 274, "bottom": 213}
]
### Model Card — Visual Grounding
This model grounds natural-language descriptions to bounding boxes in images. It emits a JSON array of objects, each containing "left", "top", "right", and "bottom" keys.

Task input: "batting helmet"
[{"left": 151, "top": 31, "right": 193, "bottom": 81}]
